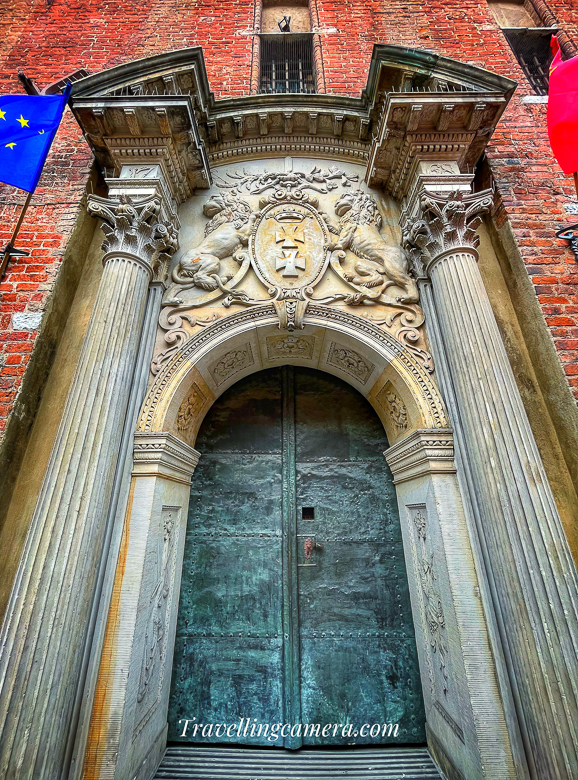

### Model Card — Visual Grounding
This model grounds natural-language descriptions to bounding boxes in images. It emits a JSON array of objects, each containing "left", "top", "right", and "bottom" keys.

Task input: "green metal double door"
[{"left": 168, "top": 366, "right": 425, "bottom": 748}]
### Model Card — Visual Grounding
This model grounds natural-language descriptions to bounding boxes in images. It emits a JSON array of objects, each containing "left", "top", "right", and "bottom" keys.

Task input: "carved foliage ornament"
[
  {"left": 384, "top": 387, "right": 409, "bottom": 432},
  {"left": 327, "top": 342, "right": 375, "bottom": 385},
  {"left": 176, "top": 382, "right": 207, "bottom": 436},
  {"left": 409, "top": 507, "right": 450, "bottom": 697},
  {"left": 402, "top": 188, "right": 493, "bottom": 273},
  {"left": 88, "top": 193, "right": 179, "bottom": 279}
]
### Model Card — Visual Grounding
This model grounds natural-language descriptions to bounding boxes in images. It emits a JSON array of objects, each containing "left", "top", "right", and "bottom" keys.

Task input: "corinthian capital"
[
  {"left": 87, "top": 193, "right": 179, "bottom": 281},
  {"left": 402, "top": 188, "right": 494, "bottom": 273}
]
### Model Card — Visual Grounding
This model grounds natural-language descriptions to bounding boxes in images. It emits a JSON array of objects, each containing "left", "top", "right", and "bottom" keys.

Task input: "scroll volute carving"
[{"left": 402, "top": 188, "right": 494, "bottom": 273}]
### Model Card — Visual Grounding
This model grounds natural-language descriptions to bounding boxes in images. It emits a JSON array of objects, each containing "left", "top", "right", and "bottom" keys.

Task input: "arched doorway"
[
  {"left": 82, "top": 309, "right": 518, "bottom": 780},
  {"left": 168, "top": 365, "right": 426, "bottom": 749}
]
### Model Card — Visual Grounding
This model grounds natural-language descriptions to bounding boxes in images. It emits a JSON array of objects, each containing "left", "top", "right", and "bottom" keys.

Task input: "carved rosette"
[
  {"left": 402, "top": 188, "right": 494, "bottom": 275},
  {"left": 88, "top": 193, "right": 179, "bottom": 281}
]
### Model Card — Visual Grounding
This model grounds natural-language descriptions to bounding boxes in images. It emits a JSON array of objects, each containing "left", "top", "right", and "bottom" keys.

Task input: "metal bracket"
[{"left": 556, "top": 224, "right": 578, "bottom": 261}]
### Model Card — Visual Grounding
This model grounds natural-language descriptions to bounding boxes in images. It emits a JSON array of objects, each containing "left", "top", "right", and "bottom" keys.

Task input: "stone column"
[
  {"left": 403, "top": 188, "right": 578, "bottom": 780},
  {"left": 0, "top": 193, "right": 178, "bottom": 780}
]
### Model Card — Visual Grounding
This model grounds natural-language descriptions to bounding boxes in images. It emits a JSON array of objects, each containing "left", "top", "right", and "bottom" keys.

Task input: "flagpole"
[
  {"left": 574, "top": 172, "right": 578, "bottom": 200},
  {"left": 0, "top": 191, "right": 33, "bottom": 282}
]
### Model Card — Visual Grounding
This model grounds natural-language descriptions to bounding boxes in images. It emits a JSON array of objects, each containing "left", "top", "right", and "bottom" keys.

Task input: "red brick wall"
[{"left": 0, "top": 0, "right": 577, "bottom": 441}]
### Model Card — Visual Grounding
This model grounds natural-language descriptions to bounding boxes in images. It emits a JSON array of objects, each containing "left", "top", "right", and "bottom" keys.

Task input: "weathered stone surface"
[{"left": 386, "top": 429, "right": 519, "bottom": 780}]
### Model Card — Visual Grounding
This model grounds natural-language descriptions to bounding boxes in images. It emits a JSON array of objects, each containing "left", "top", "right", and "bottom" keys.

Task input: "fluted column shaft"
[
  {"left": 404, "top": 189, "right": 578, "bottom": 779},
  {"left": 0, "top": 195, "right": 178, "bottom": 780}
]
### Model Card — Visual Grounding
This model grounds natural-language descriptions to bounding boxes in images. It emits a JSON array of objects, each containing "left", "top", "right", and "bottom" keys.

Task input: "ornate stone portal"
[{"left": 2, "top": 43, "right": 577, "bottom": 780}]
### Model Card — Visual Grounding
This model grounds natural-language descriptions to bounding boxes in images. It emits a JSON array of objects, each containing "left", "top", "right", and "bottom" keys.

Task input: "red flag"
[{"left": 548, "top": 36, "right": 578, "bottom": 175}]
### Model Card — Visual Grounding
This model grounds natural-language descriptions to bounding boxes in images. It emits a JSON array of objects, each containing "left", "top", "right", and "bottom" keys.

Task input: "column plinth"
[
  {"left": 403, "top": 188, "right": 578, "bottom": 779},
  {"left": 0, "top": 193, "right": 178, "bottom": 780}
]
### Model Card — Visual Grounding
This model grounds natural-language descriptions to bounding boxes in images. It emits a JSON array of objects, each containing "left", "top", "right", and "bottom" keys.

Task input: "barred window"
[
  {"left": 259, "top": 33, "right": 316, "bottom": 94},
  {"left": 487, "top": 1, "right": 555, "bottom": 95},
  {"left": 502, "top": 27, "right": 555, "bottom": 95}
]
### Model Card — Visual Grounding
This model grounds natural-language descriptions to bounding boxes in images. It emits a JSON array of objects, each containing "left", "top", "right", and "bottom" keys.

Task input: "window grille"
[
  {"left": 502, "top": 27, "right": 556, "bottom": 94},
  {"left": 259, "top": 33, "right": 316, "bottom": 94}
]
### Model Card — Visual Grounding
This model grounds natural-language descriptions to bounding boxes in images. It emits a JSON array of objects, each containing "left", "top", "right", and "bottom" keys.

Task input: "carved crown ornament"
[{"left": 150, "top": 160, "right": 438, "bottom": 377}]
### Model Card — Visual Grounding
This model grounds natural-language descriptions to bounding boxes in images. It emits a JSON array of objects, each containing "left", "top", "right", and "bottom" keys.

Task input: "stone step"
[{"left": 154, "top": 746, "right": 443, "bottom": 779}]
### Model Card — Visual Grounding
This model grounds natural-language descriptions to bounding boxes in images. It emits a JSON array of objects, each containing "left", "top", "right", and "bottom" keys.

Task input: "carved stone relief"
[
  {"left": 151, "top": 159, "right": 434, "bottom": 378},
  {"left": 176, "top": 382, "right": 207, "bottom": 436},
  {"left": 209, "top": 343, "right": 255, "bottom": 385},
  {"left": 326, "top": 342, "right": 375, "bottom": 384},
  {"left": 266, "top": 334, "right": 316, "bottom": 360},
  {"left": 405, "top": 504, "right": 463, "bottom": 742},
  {"left": 134, "top": 506, "right": 181, "bottom": 736},
  {"left": 377, "top": 382, "right": 408, "bottom": 432}
]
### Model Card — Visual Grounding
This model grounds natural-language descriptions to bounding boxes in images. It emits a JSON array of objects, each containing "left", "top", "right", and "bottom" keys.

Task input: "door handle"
[{"left": 304, "top": 538, "right": 324, "bottom": 560}]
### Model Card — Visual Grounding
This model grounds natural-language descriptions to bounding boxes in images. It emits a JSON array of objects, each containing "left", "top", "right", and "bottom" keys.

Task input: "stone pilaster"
[
  {"left": 386, "top": 429, "right": 519, "bottom": 780},
  {"left": 403, "top": 188, "right": 578, "bottom": 779},
  {"left": 0, "top": 192, "right": 178, "bottom": 780},
  {"left": 82, "top": 433, "right": 200, "bottom": 780}
]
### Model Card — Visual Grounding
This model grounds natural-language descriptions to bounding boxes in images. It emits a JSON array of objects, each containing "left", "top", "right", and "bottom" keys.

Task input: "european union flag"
[{"left": 0, "top": 86, "right": 70, "bottom": 193}]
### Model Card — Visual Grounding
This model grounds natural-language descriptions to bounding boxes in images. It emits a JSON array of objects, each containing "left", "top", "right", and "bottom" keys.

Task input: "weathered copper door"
[{"left": 168, "top": 367, "right": 425, "bottom": 748}]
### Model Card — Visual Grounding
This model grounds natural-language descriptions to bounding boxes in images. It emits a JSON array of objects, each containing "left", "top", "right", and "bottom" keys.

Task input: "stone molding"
[
  {"left": 133, "top": 432, "right": 200, "bottom": 484},
  {"left": 385, "top": 428, "right": 456, "bottom": 484},
  {"left": 87, "top": 193, "right": 179, "bottom": 282},
  {"left": 137, "top": 303, "right": 450, "bottom": 436}
]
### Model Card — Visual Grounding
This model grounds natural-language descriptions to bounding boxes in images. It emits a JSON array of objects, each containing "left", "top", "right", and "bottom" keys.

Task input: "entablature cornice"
[{"left": 69, "top": 44, "right": 516, "bottom": 200}]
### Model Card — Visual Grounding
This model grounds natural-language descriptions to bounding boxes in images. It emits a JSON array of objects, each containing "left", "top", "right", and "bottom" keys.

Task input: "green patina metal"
[{"left": 168, "top": 366, "right": 425, "bottom": 748}]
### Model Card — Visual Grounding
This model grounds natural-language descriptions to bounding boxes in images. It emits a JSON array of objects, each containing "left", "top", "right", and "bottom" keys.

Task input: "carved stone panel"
[
  {"left": 134, "top": 506, "right": 182, "bottom": 737},
  {"left": 266, "top": 334, "right": 316, "bottom": 361},
  {"left": 404, "top": 503, "right": 464, "bottom": 744},
  {"left": 326, "top": 342, "right": 375, "bottom": 384},
  {"left": 376, "top": 382, "right": 408, "bottom": 433},
  {"left": 176, "top": 382, "right": 208, "bottom": 437},
  {"left": 209, "top": 343, "right": 255, "bottom": 386}
]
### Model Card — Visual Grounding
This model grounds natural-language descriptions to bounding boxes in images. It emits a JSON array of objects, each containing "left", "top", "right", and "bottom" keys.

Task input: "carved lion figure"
[
  {"left": 163, "top": 192, "right": 257, "bottom": 305},
  {"left": 327, "top": 191, "right": 419, "bottom": 304}
]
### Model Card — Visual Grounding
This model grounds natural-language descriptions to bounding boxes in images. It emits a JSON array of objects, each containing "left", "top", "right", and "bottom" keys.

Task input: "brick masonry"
[{"left": 0, "top": 0, "right": 577, "bottom": 441}]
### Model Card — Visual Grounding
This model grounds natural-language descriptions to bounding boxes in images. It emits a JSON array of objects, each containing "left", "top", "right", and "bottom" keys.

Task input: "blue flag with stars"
[{"left": 0, "top": 86, "right": 70, "bottom": 193}]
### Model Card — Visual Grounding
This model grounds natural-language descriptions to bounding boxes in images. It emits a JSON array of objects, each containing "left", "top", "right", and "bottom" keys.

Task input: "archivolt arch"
[{"left": 137, "top": 303, "right": 449, "bottom": 450}]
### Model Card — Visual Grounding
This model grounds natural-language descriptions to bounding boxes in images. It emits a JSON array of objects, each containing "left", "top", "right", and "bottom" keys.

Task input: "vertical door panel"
[
  {"left": 168, "top": 366, "right": 425, "bottom": 749},
  {"left": 168, "top": 371, "right": 284, "bottom": 745},
  {"left": 295, "top": 368, "right": 425, "bottom": 744}
]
